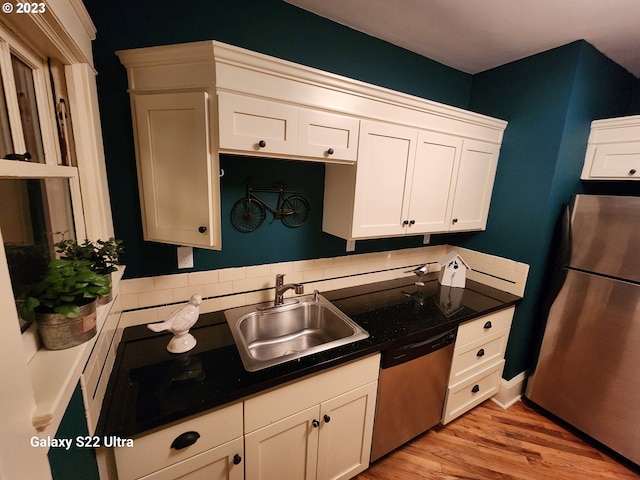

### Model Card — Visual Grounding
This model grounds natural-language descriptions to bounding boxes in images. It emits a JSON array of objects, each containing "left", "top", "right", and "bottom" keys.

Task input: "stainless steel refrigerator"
[{"left": 526, "top": 194, "right": 640, "bottom": 466}]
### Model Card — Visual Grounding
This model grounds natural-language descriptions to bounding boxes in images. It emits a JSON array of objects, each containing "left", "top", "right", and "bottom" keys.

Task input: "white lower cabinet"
[
  {"left": 244, "top": 354, "right": 379, "bottom": 480},
  {"left": 138, "top": 437, "right": 244, "bottom": 480},
  {"left": 442, "top": 307, "right": 514, "bottom": 424},
  {"left": 113, "top": 402, "right": 244, "bottom": 480},
  {"left": 112, "top": 355, "right": 379, "bottom": 480}
]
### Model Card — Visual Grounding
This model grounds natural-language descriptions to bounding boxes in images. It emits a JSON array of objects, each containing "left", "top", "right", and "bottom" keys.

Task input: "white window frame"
[{"left": 0, "top": 5, "right": 113, "bottom": 479}]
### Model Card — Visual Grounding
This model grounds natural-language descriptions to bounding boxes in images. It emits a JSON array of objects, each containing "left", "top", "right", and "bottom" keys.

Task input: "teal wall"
[
  {"left": 452, "top": 41, "right": 638, "bottom": 378},
  {"left": 84, "top": 1, "right": 640, "bottom": 381},
  {"left": 49, "top": 384, "right": 99, "bottom": 480}
]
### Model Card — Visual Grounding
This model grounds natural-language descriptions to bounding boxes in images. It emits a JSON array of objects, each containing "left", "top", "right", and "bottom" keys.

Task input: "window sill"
[{"left": 27, "top": 267, "right": 124, "bottom": 436}]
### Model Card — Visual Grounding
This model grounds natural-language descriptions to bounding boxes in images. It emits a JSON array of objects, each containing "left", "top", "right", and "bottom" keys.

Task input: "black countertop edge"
[{"left": 96, "top": 275, "right": 521, "bottom": 438}]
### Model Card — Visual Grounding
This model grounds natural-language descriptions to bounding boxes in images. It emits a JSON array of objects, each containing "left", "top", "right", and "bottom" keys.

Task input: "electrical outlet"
[{"left": 177, "top": 246, "right": 194, "bottom": 269}]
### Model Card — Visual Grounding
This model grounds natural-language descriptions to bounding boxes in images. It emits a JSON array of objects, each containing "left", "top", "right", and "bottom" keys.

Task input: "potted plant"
[
  {"left": 19, "top": 259, "right": 111, "bottom": 350},
  {"left": 54, "top": 234, "right": 124, "bottom": 304}
]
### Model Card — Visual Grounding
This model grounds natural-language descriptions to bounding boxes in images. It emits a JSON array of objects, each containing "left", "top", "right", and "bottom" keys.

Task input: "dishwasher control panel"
[{"left": 381, "top": 327, "right": 457, "bottom": 368}]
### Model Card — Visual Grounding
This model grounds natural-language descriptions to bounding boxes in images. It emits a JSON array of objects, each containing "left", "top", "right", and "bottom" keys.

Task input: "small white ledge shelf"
[{"left": 26, "top": 267, "right": 124, "bottom": 436}]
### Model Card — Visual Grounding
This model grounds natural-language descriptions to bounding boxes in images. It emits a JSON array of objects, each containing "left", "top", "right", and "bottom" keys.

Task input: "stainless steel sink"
[{"left": 224, "top": 293, "right": 369, "bottom": 372}]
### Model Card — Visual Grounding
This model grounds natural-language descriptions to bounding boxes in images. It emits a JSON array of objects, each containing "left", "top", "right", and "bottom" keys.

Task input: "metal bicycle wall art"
[{"left": 230, "top": 179, "right": 310, "bottom": 232}]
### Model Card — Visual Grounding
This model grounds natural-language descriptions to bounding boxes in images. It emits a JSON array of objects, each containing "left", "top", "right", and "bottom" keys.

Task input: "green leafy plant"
[
  {"left": 54, "top": 233, "right": 124, "bottom": 276},
  {"left": 18, "top": 259, "right": 111, "bottom": 322}
]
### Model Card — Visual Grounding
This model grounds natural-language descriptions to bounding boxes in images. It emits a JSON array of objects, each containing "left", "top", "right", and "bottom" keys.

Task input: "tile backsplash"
[{"left": 119, "top": 245, "right": 528, "bottom": 327}]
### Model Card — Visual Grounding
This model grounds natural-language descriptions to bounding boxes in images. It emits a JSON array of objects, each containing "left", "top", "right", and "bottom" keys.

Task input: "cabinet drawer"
[
  {"left": 298, "top": 109, "right": 359, "bottom": 162},
  {"left": 244, "top": 354, "right": 380, "bottom": 433},
  {"left": 456, "top": 307, "right": 514, "bottom": 347},
  {"left": 218, "top": 92, "right": 298, "bottom": 155},
  {"left": 586, "top": 143, "right": 640, "bottom": 178},
  {"left": 449, "top": 329, "right": 509, "bottom": 384},
  {"left": 114, "top": 402, "right": 243, "bottom": 480},
  {"left": 442, "top": 360, "right": 504, "bottom": 424}
]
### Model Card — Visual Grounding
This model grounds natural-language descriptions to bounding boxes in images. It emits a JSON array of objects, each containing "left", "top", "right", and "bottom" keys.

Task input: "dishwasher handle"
[
  {"left": 397, "top": 329, "right": 456, "bottom": 351},
  {"left": 381, "top": 327, "right": 457, "bottom": 368}
]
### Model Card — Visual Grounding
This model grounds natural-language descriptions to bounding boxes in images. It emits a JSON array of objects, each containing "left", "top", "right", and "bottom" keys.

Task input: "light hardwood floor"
[{"left": 356, "top": 399, "right": 639, "bottom": 480}]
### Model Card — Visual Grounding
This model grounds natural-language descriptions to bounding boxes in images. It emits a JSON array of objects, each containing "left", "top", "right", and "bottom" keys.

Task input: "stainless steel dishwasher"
[{"left": 370, "top": 327, "right": 457, "bottom": 462}]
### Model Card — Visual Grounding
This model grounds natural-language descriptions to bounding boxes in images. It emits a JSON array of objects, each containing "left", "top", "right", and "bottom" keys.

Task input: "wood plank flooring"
[{"left": 355, "top": 399, "right": 639, "bottom": 480}]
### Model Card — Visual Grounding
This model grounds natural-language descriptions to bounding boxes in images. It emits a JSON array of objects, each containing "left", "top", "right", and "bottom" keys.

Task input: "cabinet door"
[
  {"left": 139, "top": 437, "right": 244, "bottom": 480},
  {"left": 351, "top": 121, "right": 417, "bottom": 238},
  {"left": 406, "top": 130, "right": 462, "bottom": 233},
  {"left": 245, "top": 406, "right": 319, "bottom": 480},
  {"left": 449, "top": 139, "right": 499, "bottom": 232},
  {"left": 317, "top": 382, "right": 377, "bottom": 480},
  {"left": 586, "top": 143, "right": 640, "bottom": 179},
  {"left": 218, "top": 92, "right": 298, "bottom": 156},
  {"left": 133, "top": 92, "right": 220, "bottom": 249},
  {"left": 297, "top": 109, "right": 359, "bottom": 162}
]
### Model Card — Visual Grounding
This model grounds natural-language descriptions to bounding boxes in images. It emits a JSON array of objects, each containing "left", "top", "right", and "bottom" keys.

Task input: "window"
[{"left": 0, "top": 27, "right": 85, "bottom": 330}]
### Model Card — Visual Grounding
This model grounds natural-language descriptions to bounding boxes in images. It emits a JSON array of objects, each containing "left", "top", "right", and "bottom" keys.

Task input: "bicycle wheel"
[
  {"left": 231, "top": 198, "right": 266, "bottom": 232},
  {"left": 280, "top": 195, "right": 310, "bottom": 228}
]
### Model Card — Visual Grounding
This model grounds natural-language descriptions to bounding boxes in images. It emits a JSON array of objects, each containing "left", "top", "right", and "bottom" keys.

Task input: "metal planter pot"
[
  {"left": 36, "top": 300, "right": 97, "bottom": 350},
  {"left": 97, "top": 273, "right": 113, "bottom": 306}
]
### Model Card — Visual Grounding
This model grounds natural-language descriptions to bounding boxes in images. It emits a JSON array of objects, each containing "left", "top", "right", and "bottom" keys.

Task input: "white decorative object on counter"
[
  {"left": 438, "top": 285, "right": 464, "bottom": 316},
  {"left": 438, "top": 251, "right": 470, "bottom": 288},
  {"left": 147, "top": 294, "right": 202, "bottom": 353}
]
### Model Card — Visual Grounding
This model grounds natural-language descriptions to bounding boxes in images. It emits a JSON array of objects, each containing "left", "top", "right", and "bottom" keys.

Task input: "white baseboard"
[{"left": 491, "top": 370, "right": 528, "bottom": 409}]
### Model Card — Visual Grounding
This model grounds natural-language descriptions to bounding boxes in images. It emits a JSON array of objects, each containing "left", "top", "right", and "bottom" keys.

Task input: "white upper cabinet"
[
  {"left": 449, "top": 139, "right": 500, "bottom": 232},
  {"left": 350, "top": 121, "right": 418, "bottom": 238},
  {"left": 218, "top": 92, "right": 360, "bottom": 163},
  {"left": 323, "top": 122, "right": 500, "bottom": 240},
  {"left": 297, "top": 108, "right": 360, "bottom": 162},
  {"left": 133, "top": 92, "right": 220, "bottom": 249},
  {"left": 118, "top": 40, "right": 506, "bottom": 246},
  {"left": 218, "top": 92, "right": 299, "bottom": 156},
  {"left": 412, "top": 130, "right": 463, "bottom": 232},
  {"left": 582, "top": 115, "right": 640, "bottom": 180}
]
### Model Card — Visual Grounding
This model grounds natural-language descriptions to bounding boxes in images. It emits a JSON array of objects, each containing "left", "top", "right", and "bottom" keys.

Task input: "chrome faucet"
[{"left": 274, "top": 273, "right": 304, "bottom": 306}]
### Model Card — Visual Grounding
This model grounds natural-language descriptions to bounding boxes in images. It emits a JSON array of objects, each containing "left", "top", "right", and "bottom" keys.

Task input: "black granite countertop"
[{"left": 97, "top": 274, "right": 520, "bottom": 438}]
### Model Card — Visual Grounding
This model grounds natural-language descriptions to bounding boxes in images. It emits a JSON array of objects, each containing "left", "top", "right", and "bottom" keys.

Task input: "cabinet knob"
[
  {"left": 312, "top": 419, "right": 320, "bottom": 428},
  {"left": 233, "top": 454, "right": 242, "bottom": 465},
  {"left": 403, "top": 220, "right": 409, "bottom": 226},
  {"left": 477, "top": 348, "right": 485, "bottom": 357},
  {"left": 409, "top": 219, "right": 416, "bottom": 225},
  {"left": 630, "top": 169, "right": 637, "bottom": 175},
  {"left": 323, "top": 414, "right": 331, "bottom": 423},
  {"left": 326, "top": 148, "right": 334, "bottom": 155},
  {"left": 471, "top": 384, "right": 480, "bottom": 394},
  {"left": 170, "top": 431, "right": 200, "bottom": 450},
  {"left": 258, "top": 140, "right": 267, "bottom": 148},
  {"left": 452, "top": 218, "right": 458, "bottom": 224},
  {"left": 484, "top": 321, "right": 492, "bottom": 329},
  {"left": 198, "top": 226, "right": 207, "bottom": 233}
]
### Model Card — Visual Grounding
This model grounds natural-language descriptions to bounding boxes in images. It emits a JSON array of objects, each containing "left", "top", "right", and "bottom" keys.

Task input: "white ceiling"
[{"left": 284, "top": 0, "right": 640, "bottom": 77}]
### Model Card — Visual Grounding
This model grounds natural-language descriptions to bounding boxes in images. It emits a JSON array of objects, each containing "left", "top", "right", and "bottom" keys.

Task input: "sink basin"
[{"left": 224, "top": 293, "right": 369, "bottom": 372}]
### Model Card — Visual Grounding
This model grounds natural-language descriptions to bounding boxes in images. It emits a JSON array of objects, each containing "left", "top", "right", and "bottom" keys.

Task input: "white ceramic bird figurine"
[
  {"left": 405, "top": 263, "right": 432, "bottom": 286},
  {"left": 147, "top": 294, "right": 202, "bottom": 353}
]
